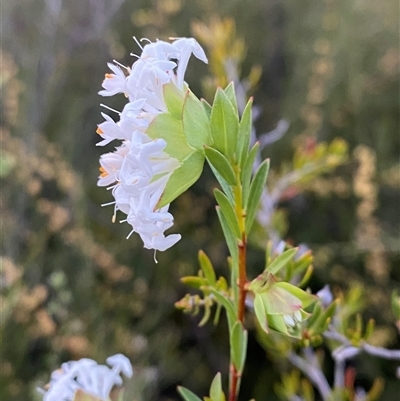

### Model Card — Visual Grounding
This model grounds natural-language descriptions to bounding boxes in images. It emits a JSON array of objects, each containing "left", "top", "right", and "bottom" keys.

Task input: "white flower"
[
  {"left": 97, "top": 36, "right": 207, "bottom": 251},
  {"left": 37, "top": 354, "right": 133, "bottom": 401},
  {"left": 97, "top": 144, "right": 128, "bottom": 187},
  {"left": 98, "top": 62, "right": 127, "bottom": 97},
  {"left": 171, "top": 37, "right": 208, "bottom": 89}
]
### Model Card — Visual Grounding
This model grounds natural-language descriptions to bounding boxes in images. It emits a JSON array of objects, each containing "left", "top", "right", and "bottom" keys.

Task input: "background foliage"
[{"left": 1, "top": 0, "right": 399, "bottom": 400}]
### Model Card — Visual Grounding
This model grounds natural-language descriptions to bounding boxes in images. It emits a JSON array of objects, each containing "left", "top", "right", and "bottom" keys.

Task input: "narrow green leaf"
[
  {"left": 267, "top": 314, "right": 290, "bottom": 336},
  {"left": 254, "top": 294, "right": 269, "bottom": 333},
  {"left": 198, "top": 250, "right": 217, "bottom": 285},
  {"left": 177, "top": 386, "right": 203, "bottom": 401},
  {"left": 307, "top": 302, "right": 322, "bottom": 328},
  {"left": 215, "top": 207, "right": 238, "bottom": 266},
  {"left": 205, "top": 146, "right": 237, "bottom": 186},
  {"left": 183, "top": 90, "right": 212, "bottom": 150},
  {"left": 226, "top": 255, "right": 239, "bottom": 306},
  {"left": 245, "top": 159, "right": 270, "bottom": 234},
  {"left": 241, "top": 142, "right": 259, "bottom": 207},
  {"left": 207, "top": 161, "right": 235, "bottom": 204},
  {"left": 209, "top": 288, "right": 236, "bottom": 329},
  {"left": 210, "top": 88, "right": 239, "bottom": 159},
  {"left": 214, "top": 302, "right": 222, "bottom": 325},
  {"left": 163, "top": 81, "right": 185, "bottom": 120},
  {"left": 292, "top": 251, "right": 314, "bottom": 276},
  {"left": 157, "top": 151, "right": 205, "bottom": 208},
  {"left": 199, "top": 303, "right": 212, "bottom": 327},
  {"left": 298, "top": 265, "right": 313, "bottom": 288},
  {"left": 238, "top": 98, "right": 253, "bottom": 168},
  {"left": 312, "top": 300, "right": 338, "bottom": 332},
  {"left": 147, "top": 113, "right": 193, "bottom": 161},
  {"left": 210, "top": 372, "right": 225, "bottom": 401},
  {"left": 215, "top": 206, "right": 239, "bottom": 303},
  {"left": 201, "top": 98, "right": 212, "bottom": 118},
  {"left": 181, "top": 276, "right": 208, "bottom": 289},
  {"left": 230, "top": 321, "right": 248, "bottom": 372},
  {"left": 214, "top": 189, "right": 241, "bottom": 239},
  {"left": 224, "top": 82, "right": 238, "bottom": 114},
  {"left": 266, "top": 248, "right": 298, "bottom": 275}
]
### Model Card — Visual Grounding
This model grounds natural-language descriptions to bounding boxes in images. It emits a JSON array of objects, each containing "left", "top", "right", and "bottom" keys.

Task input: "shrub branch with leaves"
[{"left": 36, "top": 34, "right": 400, "bottom": 401}]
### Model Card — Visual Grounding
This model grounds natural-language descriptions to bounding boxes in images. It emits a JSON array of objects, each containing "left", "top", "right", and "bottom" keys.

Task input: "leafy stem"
[{"left": 229, "top": 166, "right": 248, "bottom": 401}]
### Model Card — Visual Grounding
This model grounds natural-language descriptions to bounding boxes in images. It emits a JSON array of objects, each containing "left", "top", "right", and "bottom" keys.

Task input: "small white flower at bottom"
[{"left": 37, "top": 354, "right": 132, "bottom": 401}]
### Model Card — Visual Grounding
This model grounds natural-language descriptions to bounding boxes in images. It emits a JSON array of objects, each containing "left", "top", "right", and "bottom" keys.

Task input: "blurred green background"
[{"left": 1, "top": 0, "right": 399, "bottom": 400}]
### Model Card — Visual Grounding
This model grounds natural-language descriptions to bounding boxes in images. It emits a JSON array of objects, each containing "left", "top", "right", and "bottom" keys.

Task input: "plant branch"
[
  {"left": 324, "top": 329, "right": 400, "bottom": 360},
  {"left": 288, "top": 349, "right": 331, "bottom": 401},
  {"left": 323, "top": 328, "right": 400, "bottom": 390},
  {"left": 229, "top": 172, "right": 248, "bottom": 401}
]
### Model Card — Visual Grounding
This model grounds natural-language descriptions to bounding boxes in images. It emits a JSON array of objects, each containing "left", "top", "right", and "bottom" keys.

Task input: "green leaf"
[
  {"left": 214, "top": 189, "right": 241, "bottom": 239},
  {"left": 181, "top": 276, "right": 208, "bottom": 289},
  {"left": 183, "top": 89, "right": 212, "bottom": 150},
  {"left": 205, "top": 146, "right": 237, "bottom": 186},
  {"left": 163, "top": 81, "right": 185, "bottom": 120},
  {"left": 241, "top": 142, "right": 259, "bottom": 207},
  {"left": 209, "top": 288, "right": 236, "bottom": 329},
  {"left": 177, "top": 386, "right": 203, "bottom": 401},
  {"left": 311, "top": 300, "right": 338, "bottom": 334},
  {"left": 215, "top": 206, "right": 239, "bottom": 303},
  {"left": 202, "top": 98, "right": 212, "bottom": 118},
  {"left": 254, "top": 294, "right": 269, "bottom": 333},
  {"left": 147, "top": 113, "right": 193, "bottom": 161},
  {"left": 157, "top": 151, "right": 205, "bottom": 208},
  {"left": 266, "top": 248, "right": 298, "bottom": 275},
  {"left": 292, "top": 251, "right": 313, "bottom": 276},
  {"left": 230, "top": 321, "right": 248, "bottom": 372},
  {"left": 210, "top": 88, "right": 239, "bottom": 159},
  {"left": 198, "top": 250, "right": 217, "bottom": 285},
  {"left": 267, "top": 314, "right": 290, "bottom": 336},
  {"left": 207, "top": 161, "right": 235, "bottom": 204},
  {"left": 245, "top": 159, "right": 270, "bottom": 234},
  {"left": 199, "top": 303, "right": 212, "bottom": 326},
  {"left": 224, "top": 82, "right": 238, "bottom": 114},
  {"left": 275, "top": 282, "right": 317, "bottom": 308},
  {"left": 215, "top": 207, "right": 238, "bottom": 266},
  {"left": 237, "top": 97, "right": 253, "bottom": 169},
  {"left": 307, "top": 302, "right": 323, "bottom": 328},
  {"left": 298, "top": 265, "right": 313, "bottom": 288},
  {"left": 210, "top": 372, "right": 225, "bottom": 401}
]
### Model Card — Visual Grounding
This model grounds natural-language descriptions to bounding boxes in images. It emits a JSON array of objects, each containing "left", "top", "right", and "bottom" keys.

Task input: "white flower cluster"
[
  {"left": 97, "top": 37, "right": 208, "bottom": 252},
  {"left": 37, "top": 354, "right": 132, "bottom": 401}
]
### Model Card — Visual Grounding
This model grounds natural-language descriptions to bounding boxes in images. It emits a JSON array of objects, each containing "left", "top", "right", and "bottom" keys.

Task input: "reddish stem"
[{"left": 229, "top": 233, "right": 247, "bottom": 401}]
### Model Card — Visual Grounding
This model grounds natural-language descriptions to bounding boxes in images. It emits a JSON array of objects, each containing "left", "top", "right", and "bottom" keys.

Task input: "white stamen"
[
  {"left": 106, "top": 184, "right": 119, "bottom": 191},
  {"left": 153, "top": 250, "right": 158, "bottom": 264},
  {"left": 133, "top": 36, "right": 144, "bottom": 50},
  {"left": 140, "top": 37, "right": 152, "bottom": 44},
  {"left": 126, "top": 229, "right": 135, "bottom": 239},
  {"left": 112, "top": 59, "right": 130, "bottom": 71},
  {"left": 100, "top": 103, "right": 121, "bottom": 114},
  {"left": 101, "top": 201, "right": 116, "bottom": 207}
]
